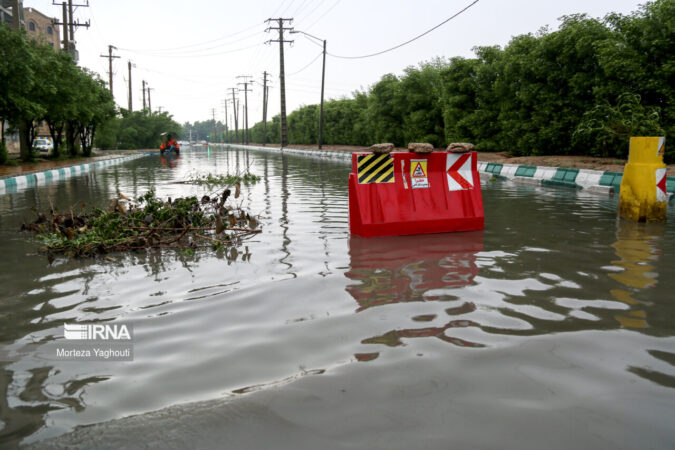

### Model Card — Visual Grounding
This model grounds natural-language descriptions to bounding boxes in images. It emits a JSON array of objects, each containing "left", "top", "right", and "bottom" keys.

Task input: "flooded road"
[{"left": 1, "top": 146, "right": 674, "bottom": 448}]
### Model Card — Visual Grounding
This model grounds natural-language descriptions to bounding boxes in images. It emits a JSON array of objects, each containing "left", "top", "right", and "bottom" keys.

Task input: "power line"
[
  {"left": 279, "top": 0, "right": 299, "bottom": 17},
  {"left": 294, "top": 0, "right": 328, "bottom": 24},
  {"left": 118, "top": 22, "right": 264, "bottom": 53},
  {"left": 121, "top": 42, "right": 265, "bottom": 59},
  {"left": 270, "top": 0, "right": 293, "bottom": 18},
  {"left": 291, "top": 0, "right": 311, "bottom": 18},
  {"left": 303, "top": 0, "right": 340, "bottom": 31},
  {"left": 119, "top": 29, "right": 264, "bottom": 56},
  {"left": 328, "top": 0, "right": 479, "bottom": 59},
  {"left": 287, "top": 50, "right": 323, "bottom": 76}
]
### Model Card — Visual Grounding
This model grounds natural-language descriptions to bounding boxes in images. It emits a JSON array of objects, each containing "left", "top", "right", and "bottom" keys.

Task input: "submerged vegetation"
[
  {"left": 183, "top": 172, "right": 261, "bottom": 187},
  {"left": 21, "top": 189, "right": 261, "bottom": 259}
]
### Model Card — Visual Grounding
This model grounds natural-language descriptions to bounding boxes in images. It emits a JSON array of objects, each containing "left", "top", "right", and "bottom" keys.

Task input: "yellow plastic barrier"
[{"left": 619, "top": 137, "right": 667, "bottom": 222}]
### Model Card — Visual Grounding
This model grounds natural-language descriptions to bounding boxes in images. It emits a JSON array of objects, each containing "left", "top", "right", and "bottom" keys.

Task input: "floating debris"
[
  {"left": 21, "top": 189, "right": 261, "bottom": 259},
  {"left": 176, "top": 172, "right": 261, "bottom": 188}
]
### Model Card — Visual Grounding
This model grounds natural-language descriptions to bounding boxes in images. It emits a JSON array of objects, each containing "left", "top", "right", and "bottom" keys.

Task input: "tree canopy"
[
  {"left": 232, "top": 0, "right": 673, "bottom": 162},
  {"left": 0, "top": 24, "right": 116, "bottom": 161},
  {"left": 95, "top": 110, "right": 181, "bottom": 150}
]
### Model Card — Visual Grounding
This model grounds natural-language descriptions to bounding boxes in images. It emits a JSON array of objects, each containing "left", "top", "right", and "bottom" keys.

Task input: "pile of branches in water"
[
  {"left": 21, "top": 188, "right": 261, "bottom": 259},
  {"left": 179, "top": 172, "right": 261, "bottom": 187}
]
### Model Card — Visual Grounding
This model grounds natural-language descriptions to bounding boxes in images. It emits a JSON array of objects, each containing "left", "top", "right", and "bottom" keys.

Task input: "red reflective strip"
[
  {"left": 448, "top": 153, "right": 471, "bottom": 172},
  {"left": 447, "top": 153, "right": 472, "bottom": 189},
  {"left": 449, "top": 171, "right": 473, "bottom": 189},
  {"left": 657, "top": 172, "right": 667, "bottom": 194}
]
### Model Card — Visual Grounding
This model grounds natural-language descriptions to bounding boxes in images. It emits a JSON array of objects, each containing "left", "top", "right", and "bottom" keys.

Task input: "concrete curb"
[
  {"left": 0, "top": 153, "right": 150, "bottom": 195},
  {"left": 222, "top": 144, "right": 352, "bottom": 162},
  {"left": 478, "top": 161, "right": 675, "bottom": 197},
  {"left": 225, "top": 144, "right": 675, "bottom": 197}
]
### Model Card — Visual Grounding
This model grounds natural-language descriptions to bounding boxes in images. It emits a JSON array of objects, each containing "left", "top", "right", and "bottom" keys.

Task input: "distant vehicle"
[{"left": 34, "top": 138, "right": 53, "bottom": 154}]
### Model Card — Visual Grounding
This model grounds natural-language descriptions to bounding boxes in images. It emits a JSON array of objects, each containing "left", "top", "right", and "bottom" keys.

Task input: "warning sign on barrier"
[
  {"left": 446, "top": 153, "right": 473, "bottom": 191},
  {"left": 357, "top": 154, "right": 395, "bottom": 184},
  {"left": 410, "top": 159, "right": 429, "bottom": 188}
]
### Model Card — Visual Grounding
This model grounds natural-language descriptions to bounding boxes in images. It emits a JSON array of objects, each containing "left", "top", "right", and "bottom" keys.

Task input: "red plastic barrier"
[{"left": 349, "top": 151, "right": 484, "bottom": 237}]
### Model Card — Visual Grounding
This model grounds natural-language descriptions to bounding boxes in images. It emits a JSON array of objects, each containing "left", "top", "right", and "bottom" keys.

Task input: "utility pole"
[
  {"left": 11, "top": 0, "right": 28, "bottom": 160},
  {"left": 47, "top": 1, "right": 88, "bottom": 158},
  {"left": 52, "top": 1, "right": 90, "bottom": 62},
  {"left": 127, "top": 61, "right": 134, "bottom": 111},
  {"left": 222, "top": 99, "right": 229, "bottom": 144},
  {"left": 147, "top": 86, "right": 153, "bottom": 113},
  {"left": 262, "top": 71, "right": 269, "bottom": 146},
  {"left": 211, "top": 108, "right": 216, "bottom": 143},
  {"left": 10, "top": 0, "right": 22, "bottom": 30},
  {"left": 99, "top": 45, "right": 120, "bottom": 97},
  {"left": 291, "top": 30, "right": 327, "bottom": 149},
  {"left": 229, "top": 88, "right": 239, "bottom": 143},
  {"left": 142, "top": 80, "right": 147, "bottom": 110},
  {"left": 265, "top": 18, "right": 293, "bottom": 147},
  {"left": 237, "top": 75, "right": 252, "bottom": 145},
  {"left": 319, "top": 39, "right": 326, "bottom": 149},
  {"left": 60, "top": 2, "right": 68, "bottom": 51},
  {"left": 68, "top": 0, "right": 74, "bottom": 47}
]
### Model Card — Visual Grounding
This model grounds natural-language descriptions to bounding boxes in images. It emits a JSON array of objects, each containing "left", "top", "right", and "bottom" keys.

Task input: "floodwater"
[{"left": 0, "top": 146, "right": 674, "bottom": 448}]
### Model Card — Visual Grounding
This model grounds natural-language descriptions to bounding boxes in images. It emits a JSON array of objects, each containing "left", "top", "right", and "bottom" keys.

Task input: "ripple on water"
[{"left": 1, "top": 148, "right": 675, "bottom": 448}]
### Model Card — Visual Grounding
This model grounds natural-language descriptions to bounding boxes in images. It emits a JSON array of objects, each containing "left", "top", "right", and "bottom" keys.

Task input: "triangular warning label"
[{"left": 412, "top": 162, "right": 425, "bottom": 177}]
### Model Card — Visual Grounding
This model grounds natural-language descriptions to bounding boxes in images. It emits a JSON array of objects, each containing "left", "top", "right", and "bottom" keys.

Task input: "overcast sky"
[{"left": 24, "top": 0, "right": 646, "bottom": 126}]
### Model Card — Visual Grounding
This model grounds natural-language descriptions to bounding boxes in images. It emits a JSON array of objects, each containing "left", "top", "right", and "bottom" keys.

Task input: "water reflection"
[
  {"left": 0, "top": 363, "right": 108, "bottom": 447},
  {"left": 2, "top": 148, "right": 675, "bottom": 446},
  {"left": 279, "top": 155, "right": 294, "bottom": 276},
  {"left": 346, "top": 232, "right": 484, "bottom": 359},
  {"left": 160, "top": 155, "right": 181, "bottom": 168},
  {"left": 346, "top": 232, "right": 483, "bottom": 311},
  {"left": 609, "top": 220, "right": 662, "bottom": 329},
  {"left": 607, "top": 220, "right": 675, "bottom": 388}
]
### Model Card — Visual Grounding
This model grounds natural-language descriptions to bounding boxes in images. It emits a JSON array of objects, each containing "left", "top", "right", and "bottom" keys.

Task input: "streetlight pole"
[
  {"left": 318, "top": 38, "right": 326, "bottom": 149},
  {"left": 291, "top": 30, "right": 326, "bottom": 149}
]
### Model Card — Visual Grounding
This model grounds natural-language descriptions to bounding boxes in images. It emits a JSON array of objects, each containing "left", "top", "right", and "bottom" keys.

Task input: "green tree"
[
  {"left": 0, "top": 25, "right": 39, "bottom": 161},
  {"left": 74, "top": 69, "right": 115, "bottom": 156},
  {"left": 287, "top": 104, "right": 319, "bottom": 144},
  {"left": 398, "top": 60, "right": 446, "bottom": 147},
  {"left": 96, "top": 110, "right": 181, "bottom": 150},
  {"left": 574, "top": 93, "right": 664, "bottom": 158},
  {"left": 37, "top": 48, "right": 78, "bottom": 157},
  {"left": 366, "top": 74, "right": 404, "bottom": 146},
  {"left": 221, "top": 0, "right": 673, "bottom": 162}
]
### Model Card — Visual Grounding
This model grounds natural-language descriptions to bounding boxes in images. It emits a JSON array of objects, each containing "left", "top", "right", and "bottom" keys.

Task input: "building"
[{"left": 24, "top": 7, "right": 60, "bottom": 50}]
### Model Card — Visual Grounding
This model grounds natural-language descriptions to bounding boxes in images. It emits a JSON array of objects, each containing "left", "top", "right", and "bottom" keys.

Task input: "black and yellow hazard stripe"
[{"left": 357, "top": 154, "right": 394, "bottom": 184}]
